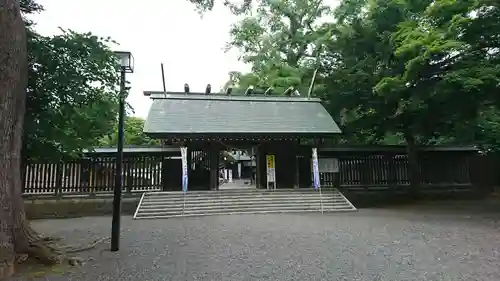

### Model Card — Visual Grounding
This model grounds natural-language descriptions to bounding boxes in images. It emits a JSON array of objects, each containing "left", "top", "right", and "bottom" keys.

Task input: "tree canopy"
[
  {"left": 21, "top": 3, "right": 151, "bottom": 161},
  {"left": 188, "top": 0, "right": 252, "bottom": 13},
  {"left": 325, "top": 0, "right": 500, "bottom": 147},
  {"left": 99, "top": 116, "right": 159, "bottom": 147},
  {"left": 223, "top": 0, "right": 332, "bottom": 96},
  {"left": 219, "top": 0, "right": 500, "bottom": 193},
  {"left": 25, "top": 28, "right": 121, "bottom": 160},
  {"left": 222, "top": 0, "right": 500, "bottom": 152}
]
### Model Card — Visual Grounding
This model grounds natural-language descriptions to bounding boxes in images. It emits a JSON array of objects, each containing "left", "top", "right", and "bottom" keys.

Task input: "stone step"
[
  {"left": 133, "top": 188, "right": 356, "bottom": 219},
  {"left": 144, "top": 192, "right": 342, "bottom": 199},
  {"left": 144, "top": 189, "right": 339, "bottom": 196},
  {"left": 140, "top": 198, "right": 347, "bottom": 208},
  {"left": 135, "top": 205, "right": 354, "bottom": 218},
  {"left": 138, "top": 201, "right": 351, "bottom": 212},
  {"left": 137, "top": 200, "right": 351, "bottom": 208},
  {"left": 139, "top": 201, "right": 349, "bottom": 212},
  {"left": 137, "top": 200, "right": 352, "bottom": 211},
  {"left": 142, "top": 193, "right": 338, "bottom": 200},
  {"left": 141, "top": 195, "right": 344, "bottom": 204}
]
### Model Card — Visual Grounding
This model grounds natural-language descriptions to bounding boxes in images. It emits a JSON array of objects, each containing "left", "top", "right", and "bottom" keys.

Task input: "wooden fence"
[
  {"left": 317, "top": 146, "right": 479, "bottom": 194},
  {"left": 23, "top": 156, "right": 163, "bottom": 195},
  {"left": 22, "top": 146, "right": 491, "bottom": 196},
  {"left": 22, "top": 147, "right": 180, "bottom": 195}
]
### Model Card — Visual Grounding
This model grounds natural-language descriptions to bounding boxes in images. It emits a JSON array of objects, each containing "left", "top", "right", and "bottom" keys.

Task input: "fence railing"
[
  {"left": 318, "top": 152, "right": 476, "bottom": 193},
  {"left": 23, "top": 146, "right": 490, "bottom": 196},
  {"left": 23, "top": 155, "right": 163, "bottom": 195}
]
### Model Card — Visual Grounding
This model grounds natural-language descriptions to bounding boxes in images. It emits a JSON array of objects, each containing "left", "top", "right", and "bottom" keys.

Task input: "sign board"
[
  {"left": 266, "top": 155, "right": 276, "bottom": 189},
  {"left": 267, "top": 155, "right": 275, "bottom": 169},
  {"left": 312, "top": 148, "right": 320, "bottom": 189},
  {"left": 319, "top": 158, "right": 339, "bottom": 173},
  {"left": 180, "top": 147, "right": 188, "bottom": 193}
]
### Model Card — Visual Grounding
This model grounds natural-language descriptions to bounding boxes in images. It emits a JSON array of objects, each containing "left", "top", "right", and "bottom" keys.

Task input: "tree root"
[
  {"left": 60, "top": 237, "right": 110, "bottom": 254},
  {"left": 19, "top": 225, "right": 110, "bottom": 268}
]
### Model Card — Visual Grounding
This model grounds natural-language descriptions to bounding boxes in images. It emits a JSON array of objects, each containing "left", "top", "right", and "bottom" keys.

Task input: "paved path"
[
  {"left": 219, "top": 179, "right": 255, "bottom": 190},
  {"left": 12, "top": 209, "right": 500, "bottom": 281}
]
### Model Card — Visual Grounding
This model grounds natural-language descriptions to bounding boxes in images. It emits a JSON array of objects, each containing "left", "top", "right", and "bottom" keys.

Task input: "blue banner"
[
  {"left": 312, "top": 148, "right": 320, "bottom": 189},
  {"left": 181, "top": 147, "right": 188, "bottom": 194}
]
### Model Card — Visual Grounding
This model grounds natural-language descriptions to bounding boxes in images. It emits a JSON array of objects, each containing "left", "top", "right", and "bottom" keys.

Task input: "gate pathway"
[{"left": 219, "top": 179, "right": 255, "bottom": 190}]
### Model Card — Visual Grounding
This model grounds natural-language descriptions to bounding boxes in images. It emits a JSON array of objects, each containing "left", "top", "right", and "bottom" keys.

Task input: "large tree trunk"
[{"left": 0, "top": 0, "right": 30, "bottom": 278}]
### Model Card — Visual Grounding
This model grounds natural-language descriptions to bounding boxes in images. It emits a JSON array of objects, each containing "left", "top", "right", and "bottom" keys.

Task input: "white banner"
[
  {"left": 312, "top": 148, "right": 320, "bottom": 189},
  {"left": 180, "top": 147, "right": 188, "bottom": 193}
]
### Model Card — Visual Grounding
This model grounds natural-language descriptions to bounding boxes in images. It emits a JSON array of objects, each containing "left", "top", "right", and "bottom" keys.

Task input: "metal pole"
[
  {"left": 319, "top": 184, "right": 324, "bottom": 214},
  {"left": 111, "top": 69, "right": 126, "bottom": 251}
]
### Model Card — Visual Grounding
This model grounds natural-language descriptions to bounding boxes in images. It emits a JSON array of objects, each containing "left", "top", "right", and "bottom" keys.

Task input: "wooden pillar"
[
  {"left": 385, "top": 154, "right": 397, "bottom": 194},
  {"left": 285, "top": 142, "right": 298, "bottom": 189},
  {"left": 209, "top": 144, "right": 219, "bottom": 190},
  {"left": 293, "top": 146, "right": 300, "bottom": 189},
  {"left": 258, "top": 146, "right": 267, "bottom": 189},
  {"left": 275, "top": 144, "right": 283, "bottom": 189},
  {"left": 299, "top": 147, "right": 312, "bottom": 188},
  {"left": 186, "top": 146, "right": 192, "bottom": 192},
  {"left": 360, "top": 155, "right": 371, "bottom": 189},
  {"left": 254, "top": 145, "right": 261, "bottom": 189}
]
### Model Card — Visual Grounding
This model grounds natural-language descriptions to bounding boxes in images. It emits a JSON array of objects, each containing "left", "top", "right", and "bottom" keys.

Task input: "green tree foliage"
[
  {"left": 217, "top": 0, "right": 500, "bottom": 193},
  {"left": 23, "top": 5, "right": 124, "bottom": 161},
  {"left": 324, "top": 0, "right": 500, "bottom": 147},
  {"left": 474, "top": 107, "right": 500, "bottom": 153},
  {"left": 322, "top": 0, "right": 500, "bottom": 192},
  {"left": 224, "top": 0, "right": 332, "bottom": 95},
  {"left": 25, "top": 29, "right": 121, "bottom": 160},
  {"left": 218, "top": 0, "right": 500, "bottom": 152},
  {"left": 188, "top": 0, "right": 252, "bottom": 13},
  {"left": 99, "top": 116, "right": 159, "bottom": 146},
  {"left": 20, "top": 0, "right": 43, "bottom": 14}
]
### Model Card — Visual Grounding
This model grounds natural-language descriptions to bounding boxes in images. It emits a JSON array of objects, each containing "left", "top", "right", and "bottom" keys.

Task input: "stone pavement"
[
  {"left": 219, "top": 178, "right": 255, "bottom": 190},
  {"left": 12, "top": 208, "right": 500, "bottom": 281}
]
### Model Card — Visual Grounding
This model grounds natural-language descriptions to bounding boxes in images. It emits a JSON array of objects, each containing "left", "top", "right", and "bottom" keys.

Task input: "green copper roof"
[{"left": 143, "top": 92, "right": 341, "bottom": 136}]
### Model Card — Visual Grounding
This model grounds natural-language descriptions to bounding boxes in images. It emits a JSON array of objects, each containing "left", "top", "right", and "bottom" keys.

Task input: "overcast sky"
[{"left": 30, "top": 0, "right": 251, "bottom": 118}]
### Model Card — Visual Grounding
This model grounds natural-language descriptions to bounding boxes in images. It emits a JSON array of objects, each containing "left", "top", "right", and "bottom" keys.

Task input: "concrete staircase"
[{"left": 133, "top": 188, "right": 356, "bottom": 219}]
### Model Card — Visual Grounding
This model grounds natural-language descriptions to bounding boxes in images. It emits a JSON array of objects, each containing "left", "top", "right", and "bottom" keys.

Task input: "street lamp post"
[{"left": 111, "top": 51, "right": 134, "bottom": 252}]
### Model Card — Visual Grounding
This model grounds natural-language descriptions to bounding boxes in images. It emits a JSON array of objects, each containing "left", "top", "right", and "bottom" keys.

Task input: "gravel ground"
[{"left": 11, "top": 208, "right": 500, "bottom": 281}]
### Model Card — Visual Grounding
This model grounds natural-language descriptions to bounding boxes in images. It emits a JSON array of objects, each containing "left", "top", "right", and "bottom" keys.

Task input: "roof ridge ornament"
[
  {"left": 283, "top": 86, "right": 296, "bottom": 97},
  {"left": 307, "top": 68, "right": 319, "bottom": 99},
  {"left": 244, "top": 85, "right": 254, "bottom": 96},
  {"left": 161, "top": 63, "right": 167, "bottom": 98},
  {"left": 263, "top": 86, "right": 273, "bottom": 96}
]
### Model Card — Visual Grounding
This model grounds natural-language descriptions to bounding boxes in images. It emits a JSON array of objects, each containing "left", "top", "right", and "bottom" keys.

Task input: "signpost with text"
[{"left": 266, "top": 155, "right": 276, "bottom": 190}]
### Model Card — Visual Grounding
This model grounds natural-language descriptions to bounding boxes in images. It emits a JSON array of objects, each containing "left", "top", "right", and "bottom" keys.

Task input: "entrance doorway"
[{"left": 219, "top": 149, "right": 257, "bottom": 190}]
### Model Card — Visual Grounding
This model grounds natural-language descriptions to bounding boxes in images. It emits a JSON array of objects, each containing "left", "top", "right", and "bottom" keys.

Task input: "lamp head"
[{"left": 114, "top": 51, "right": 134, "bottom": 73}]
